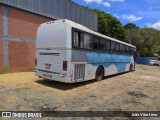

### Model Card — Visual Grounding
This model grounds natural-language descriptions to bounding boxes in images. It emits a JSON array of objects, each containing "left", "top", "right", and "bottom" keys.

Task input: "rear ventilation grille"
[{"left": 74, "top": 64, "right": 85, "bottom": 80}]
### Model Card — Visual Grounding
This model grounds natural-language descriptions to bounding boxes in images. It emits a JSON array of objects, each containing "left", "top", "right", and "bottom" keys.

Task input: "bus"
[{"left": 35, "top": 19, "right": 136, "bottom": 83}]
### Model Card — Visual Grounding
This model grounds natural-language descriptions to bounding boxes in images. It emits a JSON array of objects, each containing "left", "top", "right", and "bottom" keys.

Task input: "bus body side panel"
[
  {"left": 72, "top": 50, "right": 134, "bottom": 82},
  {"left": 86, "top": 52, "right": 133, "bottom": 75}
]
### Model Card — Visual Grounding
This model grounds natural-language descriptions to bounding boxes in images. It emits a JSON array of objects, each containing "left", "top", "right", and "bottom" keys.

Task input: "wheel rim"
[
  {"left": 97, "top": 69, "right": 103, "bottom": 78},
  {"left": 96, "top": 67, "right": 104, "bottom": 80}
]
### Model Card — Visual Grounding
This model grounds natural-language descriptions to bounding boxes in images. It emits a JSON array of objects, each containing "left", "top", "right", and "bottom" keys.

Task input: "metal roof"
[{"left": 0, "top": 0, "right": 98, "bottom": 31}]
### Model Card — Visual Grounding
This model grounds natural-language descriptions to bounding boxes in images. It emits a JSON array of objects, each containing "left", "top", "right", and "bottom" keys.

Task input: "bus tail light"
[{"left": 63, "top": 61, "right": 67, "bottom": 71}]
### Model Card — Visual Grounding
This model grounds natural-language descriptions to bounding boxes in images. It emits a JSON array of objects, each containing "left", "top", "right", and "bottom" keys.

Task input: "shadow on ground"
[
  {"left": 35, "top": 73, "right": 126, "bottom": 91},
  {"left": 35, "top": 79, "right": 94, "bottom": 91}
]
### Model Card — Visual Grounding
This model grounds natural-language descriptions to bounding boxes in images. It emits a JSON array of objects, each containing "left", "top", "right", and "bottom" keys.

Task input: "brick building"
[{"left": 0, "top": 0, "right": 98, "bottom": 72}]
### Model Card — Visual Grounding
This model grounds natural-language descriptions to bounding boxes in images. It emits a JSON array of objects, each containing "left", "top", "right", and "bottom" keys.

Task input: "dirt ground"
[{"left": 0, "top": 64, "right": 160, "bottom": 119}]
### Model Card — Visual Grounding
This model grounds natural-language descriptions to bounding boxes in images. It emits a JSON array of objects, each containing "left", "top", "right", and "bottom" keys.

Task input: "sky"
[{"left": 72, "top": 0, "right": 160, "bottom": 30}]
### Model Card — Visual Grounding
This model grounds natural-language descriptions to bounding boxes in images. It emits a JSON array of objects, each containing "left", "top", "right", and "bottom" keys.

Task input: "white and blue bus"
[{"left": 35, "top": 19, "right": 136, "bottom": 83}]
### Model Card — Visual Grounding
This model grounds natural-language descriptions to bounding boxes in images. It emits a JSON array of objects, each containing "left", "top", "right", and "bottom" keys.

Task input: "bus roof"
[{"left": 41, "top": 19, "right": 136, "bottom": 48}]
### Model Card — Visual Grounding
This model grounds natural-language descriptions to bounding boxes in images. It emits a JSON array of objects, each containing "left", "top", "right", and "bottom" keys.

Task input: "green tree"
[
  {"left": 91, "top": 9, "right": 126, "bottom": 40},
  {"left": 125, "top": 28, "right": 160, "bottom": 57},
  {"left": 124, "top": 23, "right": 139, "bottom": 30},
  {"left": 123, "top": 23, "right": 139, "bottom": 43}
]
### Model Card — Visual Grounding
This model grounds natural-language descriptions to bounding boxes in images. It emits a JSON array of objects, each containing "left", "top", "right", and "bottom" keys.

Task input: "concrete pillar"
[{"left": 3, "top": 6, "right": 9, "bottom": 71}]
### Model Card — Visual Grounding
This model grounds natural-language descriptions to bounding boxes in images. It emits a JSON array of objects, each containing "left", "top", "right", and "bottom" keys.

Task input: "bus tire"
[
  {"left": 129, "top": 64, "right": 133, "bottom": 72},
  {"left": 95, "top": 66, "right": 104, "bottom": 81}
]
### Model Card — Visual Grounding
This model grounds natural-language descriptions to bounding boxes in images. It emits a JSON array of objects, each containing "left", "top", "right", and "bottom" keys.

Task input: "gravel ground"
[{"left": 0, "top": 64, "right": 160, "bottom": 120}]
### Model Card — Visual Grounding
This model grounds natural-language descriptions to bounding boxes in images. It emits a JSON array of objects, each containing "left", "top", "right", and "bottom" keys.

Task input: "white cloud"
[
  {"left": 83, "top": 0, "right": 124, "bottom": 7},
  {"left": 83, "top": 0, "right": 110, "bottom": 7},
  {"left": 103, "top": 2, "right": 111, "bottom": 7},
  {"left": 145, "top": 21, "right": 160, "bottom": 30},
  {"left": 108, "top": 0, "right": 124, "bottom": 2},
  {"left": 151, "top": 21, "right": 160, "bottom": 30},
  {"left": 146, "top": 23, "right": 152, "bottom": 27},
  {"left": 114, "top": 13, "right": 120, "bottom": 18},
  {"left": 122, "top": 15, "right": 143, "bottom": 22},
  {"left": 114, "top": 14, "right": 143, "bottom": 22},
  {"left": 83, "top": 0, "right": 102, "bottom": 4}
]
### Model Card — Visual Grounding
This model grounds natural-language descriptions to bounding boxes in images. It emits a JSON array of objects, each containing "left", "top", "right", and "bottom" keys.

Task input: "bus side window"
[
  {"left": 122, "top": 45, "right": 126, "bottom": 53},
  {"left": 73, "top": 31, "right": 80, "bottom": 48},
  {"left": 100, "top": 39, "right": 106, "bottom": 50},
  {"left": 120, "top": 44, "right": 123, "bottom": 53},
  {"left": 126, "top": 46, "right": 129, "bottom": 54},
  {"left": 116, "top": 43, "right": 120, "bottom": 52},
  {"left": 80, "top": 33, "right": 84, "bottom": 48},
  {"left": 106, "top": 40, "right": 111, "bottom": 51},
  {"left": 93, "top": 36, "right": 100, "bottom": 49},
  {"left": 111, "top": 42, "right": 116, "bottom": 52},
  {"left": 83, "top": 33, "right": 93, "bottom": 49},
  {"left": 129, "top": 47, "right": 133, "bottom": 54},
  {"left": 131, "top": 47, "right": 134, "bottom": 54}
]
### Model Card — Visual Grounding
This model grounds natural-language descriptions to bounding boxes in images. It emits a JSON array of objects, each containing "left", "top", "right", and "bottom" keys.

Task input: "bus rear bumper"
[{"left": 35, "top": 69, "right": 73, "bottom": 83}]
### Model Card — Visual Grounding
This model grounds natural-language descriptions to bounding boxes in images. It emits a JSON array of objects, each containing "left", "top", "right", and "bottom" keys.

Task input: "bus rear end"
[{"left": 35, "top": 20, "right": 72, "bottom": 83}]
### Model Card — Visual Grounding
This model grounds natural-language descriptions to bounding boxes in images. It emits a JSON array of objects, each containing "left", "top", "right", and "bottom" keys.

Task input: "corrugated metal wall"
[
  {"left": 136, "top": 57, "right": 158, "bottom": 64},
  {"left": 0, "top": 0, "right": 98, "bottom": 31}
]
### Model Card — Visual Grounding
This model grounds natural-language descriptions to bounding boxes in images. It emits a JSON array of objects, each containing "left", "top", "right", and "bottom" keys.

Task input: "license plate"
[
  {"left": 44, "top": 64, "right": 51, "bottom": 69},
  {"left": 43, "top": 74, "right": 52, "bottom": 78}
]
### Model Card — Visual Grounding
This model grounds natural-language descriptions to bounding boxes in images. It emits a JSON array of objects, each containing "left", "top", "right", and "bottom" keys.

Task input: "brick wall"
[
  {"left": 8, "top": 41, "right": 35, "bottom": 71},
  {"left": 1, "top": 5, "right": 53, "bottom": 72},
  {"left": 8, "top": 7, "right": 52, "bottom": 39}
]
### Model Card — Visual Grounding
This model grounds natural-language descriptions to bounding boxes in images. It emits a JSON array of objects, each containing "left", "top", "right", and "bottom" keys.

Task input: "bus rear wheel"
[{"left": 95, "top": 66, "right": 104, "bottom": 81}]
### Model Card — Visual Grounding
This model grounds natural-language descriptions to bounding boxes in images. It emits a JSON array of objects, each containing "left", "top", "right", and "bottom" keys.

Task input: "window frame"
[
  {"left": 120, "top": 44, "right": 123, "bottom": 53},
  {"left": 126, "top": 46, "right": 129, "bottom": 54},
  {"left": 116, "top": 43, "right": 120, "bottom": 52},
  {"left": 111, "top": 41, "right": 116, "bottom": 52},
  {"left": 99, "top": 38, "right": 106, "bottom": 50},
  {"left": 72, "top": 28, "right": 134, "bottom": 55},
  {"left": 73, "top": 31, "right": 81, "bottom": 48},
  {"left": 83, "top": 33, "right": 93, "bottom": 49},
  {"left": 93, "top": 36, "right": 100, "bottom": 50},
  {"left": 106, "top": 39, "right": 111, "bottom": 51}
]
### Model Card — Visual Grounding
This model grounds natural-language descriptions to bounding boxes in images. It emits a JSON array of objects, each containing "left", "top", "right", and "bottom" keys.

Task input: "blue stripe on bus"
[{"left": 86, "top": 52, "right": 132, "bottom": 73}]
